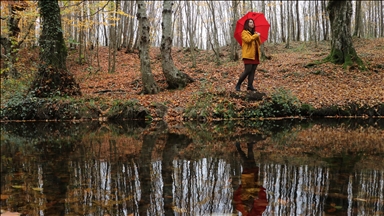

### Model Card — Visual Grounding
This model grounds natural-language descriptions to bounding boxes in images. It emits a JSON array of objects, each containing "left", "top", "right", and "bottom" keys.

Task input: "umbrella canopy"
[{"left": 234, "top": 12, "right": 270, "bottom": 46}]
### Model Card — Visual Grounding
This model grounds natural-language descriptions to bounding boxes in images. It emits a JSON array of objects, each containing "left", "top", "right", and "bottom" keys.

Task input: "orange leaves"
[{"left": 42, "top": 37, "right": 384, "bottom": 120}]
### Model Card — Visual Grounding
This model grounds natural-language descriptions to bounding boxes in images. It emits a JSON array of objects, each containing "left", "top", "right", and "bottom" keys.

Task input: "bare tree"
[
  {"left": 353, "top": 0, "right": 362, "bottom": 37},
  {"left": 207, "top": 1, "right": 221, "bottom": 65},
  {"left": 108, "top": 2, "right": 117, "bottom": 73},
  {"left": 160, "top": 0, "right": 193, "bottom": 89},
  {"left": 260, "top": 0, "right": 267, "bottom": 59},
  {"left": 185, "top": 1, "right": 197, "bottom": 68},
  {"left": 326, "top": 0, "right": 364, "bottom": 68},
  {"left": 296, "top": 0, "right": 300, "bottom": 41},
  {"left": 136, "top": 1, "right": 159, "bottom": 94},
  {"left": 229, "top": 0, "right": 239, "bottom": 61},
  {"left": 280, "top": 0, "right": 285, "bottom": 43},
  {"left": 321, "top": 0, "right": 329, "bottom": 40},
  {"left": 381, "top": 0, "right": 384, "bottom": 37},
  {"left": 285, "top": 1, "right": 290, "bottom": 48},
  {"left": 124, "top": 1, "right": 136, "bottom": 53},
  {"left": 272, "top": 1, "right": 278, "bottom": 43}
]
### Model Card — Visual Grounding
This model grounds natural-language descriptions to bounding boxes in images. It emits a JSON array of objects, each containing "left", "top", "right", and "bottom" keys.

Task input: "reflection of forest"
[{"left": 1, "top": 120, "right": 383, "bottom": 215}]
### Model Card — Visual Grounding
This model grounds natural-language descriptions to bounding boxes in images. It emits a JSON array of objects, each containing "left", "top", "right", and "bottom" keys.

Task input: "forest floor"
[
  {"left": 67, "top": 37, "right": 384, "bottom": 120},
  {"left": 10, "top": 37, "right": 384, "bottom": 121}
]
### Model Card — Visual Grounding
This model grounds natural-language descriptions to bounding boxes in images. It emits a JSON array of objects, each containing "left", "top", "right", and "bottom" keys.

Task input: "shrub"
[{"left": 259, "top": 87, "right": 302, "bottom": 117}]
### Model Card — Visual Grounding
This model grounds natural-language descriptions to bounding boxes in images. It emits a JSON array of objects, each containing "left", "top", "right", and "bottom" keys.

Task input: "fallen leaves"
[{"left": 13, "top": 37, "right": 384, "bottom": 120}]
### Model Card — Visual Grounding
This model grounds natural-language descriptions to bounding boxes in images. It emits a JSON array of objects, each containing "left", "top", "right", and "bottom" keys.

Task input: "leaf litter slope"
[{"left": 70, "top": 38, "right": 384, "bottom": 120}]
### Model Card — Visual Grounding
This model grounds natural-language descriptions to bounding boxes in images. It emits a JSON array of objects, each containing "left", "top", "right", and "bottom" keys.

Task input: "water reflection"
[
  {"left": 1, "top": 119, "right": 383, "bottom": 215},
  {"left": 234, "top": 139, "right": 268, "bottom": 216}
]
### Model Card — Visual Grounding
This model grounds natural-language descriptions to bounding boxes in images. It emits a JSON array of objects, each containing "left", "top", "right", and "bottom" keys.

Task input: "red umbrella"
[{"left": 234, "top": 12, "right": 270, "bottom": 46}]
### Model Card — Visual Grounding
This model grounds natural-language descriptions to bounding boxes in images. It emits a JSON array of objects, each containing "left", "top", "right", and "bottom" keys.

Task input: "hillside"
[
  {"left": 70, "top": 38, "right": 383, "bottom": 120},
  {"left": 4, "top": 38, "right": 384, "bottom": 121}
]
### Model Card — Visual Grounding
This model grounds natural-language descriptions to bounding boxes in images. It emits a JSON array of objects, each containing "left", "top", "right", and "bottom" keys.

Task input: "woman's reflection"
[{"left": 234, "top": 137, "right": 268, "bottom": 216}]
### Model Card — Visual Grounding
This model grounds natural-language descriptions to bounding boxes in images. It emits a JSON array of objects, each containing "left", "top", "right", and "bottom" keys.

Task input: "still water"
[{"left": 1, "top": 119, "right": 383, "bottom": 216}]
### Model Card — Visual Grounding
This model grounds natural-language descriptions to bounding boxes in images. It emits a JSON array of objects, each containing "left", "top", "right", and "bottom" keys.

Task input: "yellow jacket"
[{"left": 241, "top": 30, "right": 261, "bottom": 61}]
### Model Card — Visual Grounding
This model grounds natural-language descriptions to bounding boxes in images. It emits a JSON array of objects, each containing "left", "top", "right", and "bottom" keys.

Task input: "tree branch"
[
  {"left": 65, "top": 1, "right": 111, "bottom": 18},
  {"left": 17, "top": 17, "right": 38, "bottom": 47}
]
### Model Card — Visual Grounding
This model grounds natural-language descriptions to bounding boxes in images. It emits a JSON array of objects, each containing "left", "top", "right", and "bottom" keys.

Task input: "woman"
[{"left": 235, "top": 19, "right": 261, "bottom": 91}]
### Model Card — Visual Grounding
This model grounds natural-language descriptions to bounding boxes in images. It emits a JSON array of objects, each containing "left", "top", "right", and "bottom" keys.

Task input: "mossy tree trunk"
[
  {"left": 160, "top": 0, "right": 193, "bottom": 89},
  {"left": 137, "top": 1, "right": 159, "bottom": 94},
  {"left": 326, "top": 0, "right": 365, "bottom": 69},
  {"left": 30, "top": 0, "right": 81, "bottom": 97}
]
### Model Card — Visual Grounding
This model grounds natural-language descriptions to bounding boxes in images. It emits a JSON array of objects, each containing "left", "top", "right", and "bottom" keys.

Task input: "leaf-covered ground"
[{"left": 25, "top": 38, "right": 384, "bottom": 120}]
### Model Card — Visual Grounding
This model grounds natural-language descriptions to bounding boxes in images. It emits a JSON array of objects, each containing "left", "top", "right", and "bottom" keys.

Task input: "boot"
[
  {"left": 235, "top": 84, "right": 241, "bottom": 91},
  {"left": 235, "top": 81, "right": 242, "bottom": 91},
  {"left": 247, "top": 86, "right": 257, "bottom": 91}
]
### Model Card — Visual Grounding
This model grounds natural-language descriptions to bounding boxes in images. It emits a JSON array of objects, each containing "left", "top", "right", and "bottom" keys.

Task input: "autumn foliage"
[{"left": 64, "top": 37, "right": 384, "bottom": 120}]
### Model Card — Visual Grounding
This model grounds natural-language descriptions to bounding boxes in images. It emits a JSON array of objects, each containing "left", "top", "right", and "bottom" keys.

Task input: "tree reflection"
[
  {"left": 161, "top": 133, "right": 192, "bottom": 215},
  {"left": 138, "top": 133, "right": 157, "bottom": 215},
  {"left": 1, "top": 120, "right": 383, "bottom": 215}
]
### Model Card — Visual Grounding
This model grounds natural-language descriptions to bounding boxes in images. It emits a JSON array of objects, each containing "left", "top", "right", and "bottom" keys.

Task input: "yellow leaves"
[
  {"left": 11, "top": 185, "right": 44, "bottom": 192},
  {"left": 116, "top": 10, "right": 135, "bottom": 18},
  {"left": 11, "top": 185, "right": 25, "bottom": 190},
  {"left": 32, "top": 187, "right": 43, "bottom": 192}
]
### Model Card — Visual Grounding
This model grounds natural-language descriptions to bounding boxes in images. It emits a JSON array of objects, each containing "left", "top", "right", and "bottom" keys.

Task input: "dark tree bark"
[
  {"left": 160, "top": 0, "right": 193, "bottom": 89},
  {"left": 30, "top": 0, "right": 81, "bottom": 97},
  {"left": 326, "top": 0, "right": 364, "bottom": 68},
  {"left": 137, "top": 1, "right": 159, "bottom": 94}
]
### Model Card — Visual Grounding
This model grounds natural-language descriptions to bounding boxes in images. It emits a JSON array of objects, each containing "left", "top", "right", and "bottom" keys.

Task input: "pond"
[{"left": 1, "top": 119, "right": 383, "bottom": 215}]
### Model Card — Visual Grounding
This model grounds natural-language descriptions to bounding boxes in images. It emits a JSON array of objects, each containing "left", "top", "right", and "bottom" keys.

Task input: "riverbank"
[{"left": 1, "top": 38, "right": 383, "bottom": 121}]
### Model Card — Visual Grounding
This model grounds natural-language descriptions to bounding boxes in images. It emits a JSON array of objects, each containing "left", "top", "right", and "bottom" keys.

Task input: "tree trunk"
[
  {"left": 326, "top": 0, "right": 364, "bottom": 68},
  {"left": 229, "top": 0, "right": 239, "bottom": 61},
  {"left": 260, "top": 0, "right": 266, "bottom": 59},
  {"left": 207, "top": 1, "right": 221, "bottom": 66},
  {"left": 381, "top": 0, "right": 384, "bottom": 37},
  {"left": 0, "top": 2, "right": 28, "bottom": 78},
  {"left": 280, "top": 0, "right": 285, "bottom": 43},
  {"left": 272, "top": 1, "right": 277, "bottom": 42},
  {"left": 314, "top": 0, "right": 319, "bottom": 46},
  {"left": 125, "top": 1, "right": 135, "bottom": 53},
  {"left": 296, "top": 0, "right": 300, "bottom": 41},
  {"left": 353, "top": 0, "right": 362, "bottom": 37},
  {"left": 137, "top": 1, "right": 159, "bottom": 94},
  {"left": 30, "top": 0, "right": 81, "bottom": 97},
  {"left": 285, "top": 1, "right": 290, "bottom": 48},
  {"left": 160, "top": 0, "right": 193, "bottom": 89},
  {"left": 321, "top": 0, "right": 329, "bottom": 40},
  {"left": 176, "top": 1, "right": 184, "bottom": 48},
  {"left": 185, "top": 1, "right": 197, "bottom": 68},
  {"left": 108, "top": 2, "right": 117, "bottom": 73}
]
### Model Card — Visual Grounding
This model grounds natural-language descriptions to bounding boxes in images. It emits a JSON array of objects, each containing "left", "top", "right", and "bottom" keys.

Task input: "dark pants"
[{"left": 236, "top": 64, "right": 258, "bottom": 89}]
